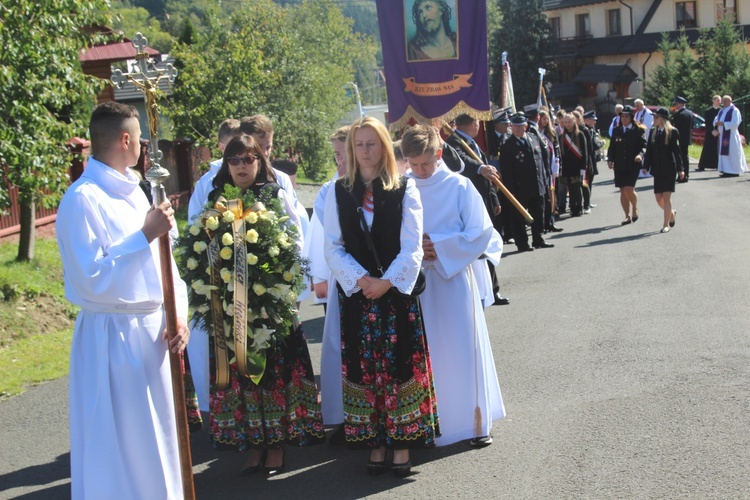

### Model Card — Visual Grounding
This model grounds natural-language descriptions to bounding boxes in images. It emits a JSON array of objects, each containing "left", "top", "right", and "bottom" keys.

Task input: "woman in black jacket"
[
  {"left": 607, "top": 105, "right": 647, "bottom": 225},
  {"left": 642, "top": 107, "right": 685, "bottom": 233},
  {"left": 558, "top": 114, "right": 588, "bottom": 216}
]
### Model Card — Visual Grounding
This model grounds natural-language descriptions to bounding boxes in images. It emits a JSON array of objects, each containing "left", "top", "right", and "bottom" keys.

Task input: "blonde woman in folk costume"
[{"left": 324, "top": 116, "right": 440, "bottom": 477}]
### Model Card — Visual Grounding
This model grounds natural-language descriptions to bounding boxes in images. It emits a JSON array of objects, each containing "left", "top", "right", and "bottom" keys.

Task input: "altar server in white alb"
[
  {"left": 57, "top": 102, "right": 190, "bottom": 500},
  {"left": 714, "top": 95, "right": 747, "bottom": 177},
  {"left": 402, "top": 124, "right": 505, "bottom": 447},
  {"left": 305, "top": 126, "right": 350, "bottom": 434}
]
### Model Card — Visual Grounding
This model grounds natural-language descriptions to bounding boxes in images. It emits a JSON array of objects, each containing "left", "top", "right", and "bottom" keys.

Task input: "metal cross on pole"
[{"left": 110, "top": 33, "right": 195, "bottom": 500}]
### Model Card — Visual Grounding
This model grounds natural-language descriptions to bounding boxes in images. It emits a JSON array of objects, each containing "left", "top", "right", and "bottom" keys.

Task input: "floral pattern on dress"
[
  {"left": 339, "top": 289, "right": 440, "bottom": 449},
  {"left": 208, "top": 324, "right": 326, "bottom": 450},
  {"left": 183, "top": 351, "right": 203, "bottom": 432}
]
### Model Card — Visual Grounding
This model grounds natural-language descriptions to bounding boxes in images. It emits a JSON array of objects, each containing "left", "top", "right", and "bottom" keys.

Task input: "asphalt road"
[{"left": 2, "top": 165, "right": 750, "bottom": 499}]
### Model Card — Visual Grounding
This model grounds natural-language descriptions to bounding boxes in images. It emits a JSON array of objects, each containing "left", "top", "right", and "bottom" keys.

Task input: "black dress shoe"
[
  {"left": 470, "top": 434, "right": 493, "bottom": 448},
  {"left": 546, "top": 224, "right": 563, "bottom": 233},
  {"left": 533, "top": 241, "right": 555, "bottom": 249},
  {"left": 493, "top": 295, "right": 510, "bottom": 306},
  {"left": 516, "top": 246, "right": 533, "bottom": 252}
]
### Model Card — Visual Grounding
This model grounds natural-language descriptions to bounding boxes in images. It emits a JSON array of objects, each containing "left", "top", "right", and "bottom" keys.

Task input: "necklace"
[{"left": 362, "top": 188, "right": 374, "bottom": 213}]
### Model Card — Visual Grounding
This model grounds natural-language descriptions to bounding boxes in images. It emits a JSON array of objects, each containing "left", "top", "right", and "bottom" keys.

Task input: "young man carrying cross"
[{"left": 57, "top": 102, "right": 190, "bottom": 499}]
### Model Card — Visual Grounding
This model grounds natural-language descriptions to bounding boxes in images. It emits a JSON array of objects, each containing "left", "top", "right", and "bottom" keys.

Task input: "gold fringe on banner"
[{"left": 389, "top": 101, "right": 493, "bottom": 132}]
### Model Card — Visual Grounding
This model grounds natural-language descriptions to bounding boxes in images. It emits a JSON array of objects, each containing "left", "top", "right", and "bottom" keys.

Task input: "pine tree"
[
  {"left": 489, "top": 0, "right": 551, "bottom": 107},
  {"left": 693, "top": 18, "right": 750, "bottom": 106}
]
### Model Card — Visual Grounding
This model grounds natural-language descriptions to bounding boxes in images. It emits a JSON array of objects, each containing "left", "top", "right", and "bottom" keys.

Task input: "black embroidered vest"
[{"left": 335, "top": 176, "right": 408, "bottom": 277}]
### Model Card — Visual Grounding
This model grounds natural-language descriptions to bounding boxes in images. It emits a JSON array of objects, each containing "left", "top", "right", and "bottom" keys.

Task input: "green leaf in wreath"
[{"left": 247, "top": 351, "right": 267, "bottom": 385}]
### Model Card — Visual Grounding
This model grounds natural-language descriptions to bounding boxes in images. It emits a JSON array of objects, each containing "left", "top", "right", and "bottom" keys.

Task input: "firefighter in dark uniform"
[{"left": 498, "top": 113, "right": 554, "bottom": 252}]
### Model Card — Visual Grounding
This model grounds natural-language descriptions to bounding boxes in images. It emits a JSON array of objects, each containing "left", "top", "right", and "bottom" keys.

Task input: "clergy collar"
[
  {"left": 406, "top": 160, "right": 449, "bottom": 187},
  {"left": 82, "top": 156, "right": 142, "bottom": 199}
]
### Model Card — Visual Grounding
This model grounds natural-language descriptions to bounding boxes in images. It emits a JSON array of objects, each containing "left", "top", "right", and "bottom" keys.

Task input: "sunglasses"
[{"left": 227, "top": 155, "right": 257, "bottom": 167}]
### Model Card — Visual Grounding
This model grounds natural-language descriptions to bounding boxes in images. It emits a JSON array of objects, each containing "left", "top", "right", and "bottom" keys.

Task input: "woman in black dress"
[
  {"left": 607, "top": 105, "right": 647, "bottom": 225},
  {"left": 642, "top": 107, "right": 685, "bottom": 233}
]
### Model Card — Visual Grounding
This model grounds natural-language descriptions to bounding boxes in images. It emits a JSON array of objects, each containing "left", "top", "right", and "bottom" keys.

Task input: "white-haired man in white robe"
[{"left": 714, "top": 95, "right": 748, "bottom": 177}]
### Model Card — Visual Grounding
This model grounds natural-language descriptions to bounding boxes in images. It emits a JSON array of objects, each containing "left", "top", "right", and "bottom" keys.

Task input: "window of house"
[
  {"left": 716, "top": 0, "right": 737, "bottom": 22},
  {"left": 676, "top": 1, "right": 697, "bottom": 28},
  {"left": 576, "top": 13, "right": 591, "bottom": 37},
  {"left": 550, "top": 17, "right": 561, "bottom": 39},
  {"left": 608, "top": 9, "right": 622, "bottom": 35}
]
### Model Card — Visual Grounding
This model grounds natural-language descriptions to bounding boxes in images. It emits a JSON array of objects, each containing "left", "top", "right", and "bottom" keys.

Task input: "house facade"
[{"left": 543, "top": 0, "right": 750, "bottom": 110}]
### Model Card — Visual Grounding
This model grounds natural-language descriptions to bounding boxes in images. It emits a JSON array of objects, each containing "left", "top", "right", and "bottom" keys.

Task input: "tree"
[
  {"left": 0, "top": 0, "right": 112, "bottom": 261},
  {"left": 644, "top": 20, "right": 750, "bottom": 108},
  {"left": 168, "top": 0, "right": 375, "bottom": 181},
  {"left": 693, "top": 18, "right": 750, "bottom": 106},
  {"left": 643, "top": 32, "right": 695, "bottom": 106},
  {"left": 489, "top": 0, "right": 551, "bottom": 107},
  {"left": 111, "top": 4, "right": 174, "bottom": 53}
]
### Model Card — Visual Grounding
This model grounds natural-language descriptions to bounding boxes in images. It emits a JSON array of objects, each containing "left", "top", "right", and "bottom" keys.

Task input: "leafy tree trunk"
[{"left": 16, "top": 200, "right": 35, "bottom": 262}]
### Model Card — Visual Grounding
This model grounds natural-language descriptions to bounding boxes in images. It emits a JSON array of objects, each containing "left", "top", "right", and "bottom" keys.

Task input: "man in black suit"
[
  {"left": 498, "top": 114, "right": 554, "bottom": 252},
  {"left": 485, "top": 108, "right": 515, "bottom": 244},
  {"left": 444, "top": 114, "right": 509, "bottom": 304},
  {"left": 697, "top": 95, "right": 721, "bottom": 171},
  {"left": 523, "top": 104, "right": 562, "bottom": 233},
  {"left": 445, "top": 114, "right": 502, "bottom": 216},
  {"left": 672, "top": 96, "right": 693, "bottom": 182}
]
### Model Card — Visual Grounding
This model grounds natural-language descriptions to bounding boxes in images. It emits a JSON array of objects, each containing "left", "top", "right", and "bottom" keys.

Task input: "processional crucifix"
[{"left": 110, "top": 33, "right": 196, "bottom": 500}]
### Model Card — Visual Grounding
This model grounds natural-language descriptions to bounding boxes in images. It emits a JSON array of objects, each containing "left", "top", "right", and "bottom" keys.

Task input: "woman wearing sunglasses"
[{"left": 203, "top": 134, "right": 325, "bottom": 476}]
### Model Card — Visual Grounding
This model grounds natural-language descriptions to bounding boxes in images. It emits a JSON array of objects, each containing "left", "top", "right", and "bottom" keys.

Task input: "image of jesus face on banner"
[{"left": 406, "top": 0, "right": 459, "bottom": 62}]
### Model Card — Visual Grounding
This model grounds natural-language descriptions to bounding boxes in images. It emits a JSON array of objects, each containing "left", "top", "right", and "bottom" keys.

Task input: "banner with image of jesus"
[{"left": 376, "top": 0, "right": 492, "bottom": 128}]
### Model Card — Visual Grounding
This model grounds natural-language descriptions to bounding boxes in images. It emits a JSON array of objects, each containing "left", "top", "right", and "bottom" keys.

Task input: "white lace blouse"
[{"left": 323, "top": 179, "right": 424, "bottom": 296}]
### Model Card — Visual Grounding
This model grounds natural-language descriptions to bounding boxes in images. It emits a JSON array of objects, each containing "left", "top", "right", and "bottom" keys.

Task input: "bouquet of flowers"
[{"left": 176, "top": 184, "right": 307, "bottom": 386}]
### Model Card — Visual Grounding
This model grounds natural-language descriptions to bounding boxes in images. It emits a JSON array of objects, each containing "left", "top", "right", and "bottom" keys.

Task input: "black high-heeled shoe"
[
  {"left": 240, "top": 450, "right": 266, "bottom": 476},
  {"left": 264, "top": 448, "right": 285, "bottom": 477},
  {"left": 391, "top": 459, "right": 413, "bottom": 478}
]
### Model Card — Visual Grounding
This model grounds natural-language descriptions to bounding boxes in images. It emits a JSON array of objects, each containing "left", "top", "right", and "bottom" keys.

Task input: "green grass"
[
  {"left": 0, "top": 329, "right": 71, "bottom": 398},
  {"left": 688, "top": 143, "right": 750, "bottom": 160},
  {"left": 0, "top": 237, "right": 77, "bottom": 398},
  {"left": 0, "top": 238, "right": 66, "bottom": 304}
]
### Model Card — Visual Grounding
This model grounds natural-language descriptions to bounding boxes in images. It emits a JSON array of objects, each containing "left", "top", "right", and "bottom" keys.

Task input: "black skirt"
[
  {"left": 614, "top": 169, "right": 639, "bottom": 188},
  {"left": 653, "top": 175, "right": 676, "bottom": 193}
]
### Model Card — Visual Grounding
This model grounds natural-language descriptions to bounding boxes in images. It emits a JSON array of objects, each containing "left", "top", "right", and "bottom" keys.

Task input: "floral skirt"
[
  {"left": 208, "top": 324, "right": 326, "bottom": 451},
  {"left": 183, "top": 353, "right": 203, "bottom": 432},
  {"left": 338, "top": 288, "right": 440, "bottom": 449}
]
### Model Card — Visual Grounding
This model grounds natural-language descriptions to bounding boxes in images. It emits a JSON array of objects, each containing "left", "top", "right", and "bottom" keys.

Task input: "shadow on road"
[
  {"left": 0, "top": 453, "right": 70, "bottom": 500},
  {"left": 187, "top": 422, "right": 472, "bottom": 499}
]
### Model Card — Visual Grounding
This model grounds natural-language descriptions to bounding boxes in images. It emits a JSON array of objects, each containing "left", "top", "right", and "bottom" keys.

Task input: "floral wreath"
[{"left": 176, "top": 184, "right": 308, "bottom": 387}]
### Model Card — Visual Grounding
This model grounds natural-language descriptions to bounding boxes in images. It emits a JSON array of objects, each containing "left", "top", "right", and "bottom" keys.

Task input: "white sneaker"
[{"left": 583, "top": 208, "right": 591, "bottom": 214}]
